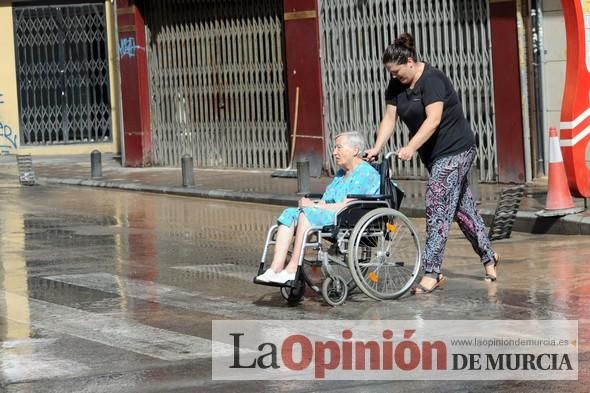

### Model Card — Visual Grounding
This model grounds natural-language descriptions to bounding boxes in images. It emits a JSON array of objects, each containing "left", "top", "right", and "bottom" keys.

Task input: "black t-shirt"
[{"left": 385, "top": 63, "right": 475, "bottom": 168}]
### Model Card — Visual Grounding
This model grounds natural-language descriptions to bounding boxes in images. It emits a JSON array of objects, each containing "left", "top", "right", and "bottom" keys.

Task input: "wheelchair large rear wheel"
[{"left": 347, "top": 208, "right": 421, "bottom": 300}]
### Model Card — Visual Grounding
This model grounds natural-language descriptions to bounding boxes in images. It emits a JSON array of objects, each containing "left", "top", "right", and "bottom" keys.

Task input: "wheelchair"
[{"left": 254, "top": 153, "right": 422, "bottom": 306}]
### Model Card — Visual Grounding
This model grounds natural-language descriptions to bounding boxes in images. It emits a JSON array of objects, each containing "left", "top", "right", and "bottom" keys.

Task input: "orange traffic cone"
[{"left": 537, "top": 126, "right": 584, "bottom": 217}]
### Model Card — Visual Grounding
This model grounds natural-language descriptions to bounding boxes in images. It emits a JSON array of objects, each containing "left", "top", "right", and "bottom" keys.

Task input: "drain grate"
[
  {"left": 16, "top": 154, "right": 36, "bottom": 186},
  {"left": 488, "top": 185, "right": 525, "bottom": 241}
]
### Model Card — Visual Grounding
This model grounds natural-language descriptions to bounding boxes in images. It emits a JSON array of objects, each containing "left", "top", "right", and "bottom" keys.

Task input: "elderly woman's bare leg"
[
  {"left": 269, "top": 213, "right": 312, "bottom": 284},
  {"left": 284, "top": 213, "right": 312, "bottom": 273},
  {"left": 268, "top": 224, "right": 295, "bottom": 272},
  {"left": 256, "top": 224, "right": 294, "bottom": 282}
]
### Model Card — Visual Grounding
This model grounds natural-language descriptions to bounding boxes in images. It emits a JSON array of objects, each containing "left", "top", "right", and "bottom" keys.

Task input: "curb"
[
  {"left": 38, "top": 176, "right": 299, "bottom": 206},
  {"left": 38, "top": 176, "right": 590, "bottom": 236}
]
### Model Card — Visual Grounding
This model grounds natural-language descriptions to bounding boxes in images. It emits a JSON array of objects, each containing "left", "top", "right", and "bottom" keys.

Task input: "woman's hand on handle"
[
  {"left": 364, "top": 147, "right": 380, "bottom": 162},
  {"left": 396, "top": 145, "right": 416, "bottom": 161}
]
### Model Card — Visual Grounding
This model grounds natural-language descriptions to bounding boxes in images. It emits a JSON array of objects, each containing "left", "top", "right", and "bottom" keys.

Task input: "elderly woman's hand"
[
  {"left": 298, "top": 197, "right": 324, "bottom": 208},
  {"left": 298, "top": 197, "right": 313, "bottom": 208}
]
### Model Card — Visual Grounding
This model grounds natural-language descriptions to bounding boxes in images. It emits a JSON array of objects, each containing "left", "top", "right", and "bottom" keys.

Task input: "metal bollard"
[
  {"left": 91, "top": 150, "right": 102, "bottom": 178},
  {"left": 181, "top": 155, "right": 194, "bottom": 187},
  {"left": 296, "top": 160, "right": 310, "bottom": 195}
]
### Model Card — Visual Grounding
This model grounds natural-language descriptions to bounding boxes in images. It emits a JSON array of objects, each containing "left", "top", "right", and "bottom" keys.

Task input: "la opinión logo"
[
  {"left": 229, "top": 329, "right": 447, "bottom": 378},
  {"left": 212, "top": 320, "right": 578, "bottom": 381}
]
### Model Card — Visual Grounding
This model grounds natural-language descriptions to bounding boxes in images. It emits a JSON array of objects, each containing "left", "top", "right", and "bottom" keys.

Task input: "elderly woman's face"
[{"left": 333, "top": 136, "right": 358, "bottom": 167}]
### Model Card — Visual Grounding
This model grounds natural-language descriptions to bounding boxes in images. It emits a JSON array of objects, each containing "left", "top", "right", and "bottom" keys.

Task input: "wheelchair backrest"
[
  {"left": 332, "top": 156, "right": 405, "bottom": 231},
  {"left": 372, "top": 157, "right": 405, "bottom": 210}
]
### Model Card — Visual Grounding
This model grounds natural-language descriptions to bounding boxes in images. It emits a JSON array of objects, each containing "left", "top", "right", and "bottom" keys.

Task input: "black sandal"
[
  {"left": 484, "top": 253, "right": 500, "bottom": 282},
  {"left": 411, "top": 274, "right": 447, "bottom": 294}
]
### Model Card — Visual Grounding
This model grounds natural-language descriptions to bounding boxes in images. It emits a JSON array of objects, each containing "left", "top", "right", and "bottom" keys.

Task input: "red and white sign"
[{"left": 560, "top": 0, "right": 590, "bottom": 197}]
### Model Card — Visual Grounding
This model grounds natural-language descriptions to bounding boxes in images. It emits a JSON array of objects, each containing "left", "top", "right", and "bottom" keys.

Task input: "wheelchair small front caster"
[
  {"left": 322, "top": 275, "right": 348, "bottom": 306},
  {"left": 280, "top": 276, "right": 305, "bottom": 304}
]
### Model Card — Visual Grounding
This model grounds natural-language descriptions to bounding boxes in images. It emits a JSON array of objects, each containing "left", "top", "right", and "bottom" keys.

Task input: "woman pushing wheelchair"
[
  {"left": 365, "top": 33, "right": 499, "bottom": 294},
  {"left": 256, "top": 131, "right": 380, "bottom": 285}
]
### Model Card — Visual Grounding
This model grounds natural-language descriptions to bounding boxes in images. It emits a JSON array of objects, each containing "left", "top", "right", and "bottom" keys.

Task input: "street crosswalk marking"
[
  {"left": 171, "top": 263, "right": 255, "bottom": 282},
  {"left": 1, "top": 338, "right": 89, "bottom": 384},
  {"left": 0, "top": 290, "right": 234, "bottom": 362},
  {"left": 45, "top": 272, "right": 323, "bottom": 320}
]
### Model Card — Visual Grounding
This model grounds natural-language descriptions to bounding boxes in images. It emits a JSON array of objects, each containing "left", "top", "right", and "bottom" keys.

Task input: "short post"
[
  {"left": 297, "top": 160, "right": 310, "bottom": 195},
  {"left": 181, "top": 155, "right": 194, "bottom": 187},
  {"left": 90, "top": 150, "right": 102, "bottom": 178}
]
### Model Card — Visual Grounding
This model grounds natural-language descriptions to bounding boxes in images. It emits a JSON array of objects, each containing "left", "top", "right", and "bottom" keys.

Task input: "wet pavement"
[
  {"left": 0, "top": 183, "right": 588, "bottom": 392},
  {"left": 0, "top": 154, "right": 588, "bottom": 236}
]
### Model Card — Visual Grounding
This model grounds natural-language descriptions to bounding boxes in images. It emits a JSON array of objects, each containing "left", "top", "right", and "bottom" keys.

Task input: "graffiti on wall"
[
  {"left": 0, "top": 92, "right": 17, "bottom": 154},
  {"left": 119, "top": 37, "right": 143, "bottom": 59},
  {"left": 0, "top": 122, "right": 17, "bottom": 152}
]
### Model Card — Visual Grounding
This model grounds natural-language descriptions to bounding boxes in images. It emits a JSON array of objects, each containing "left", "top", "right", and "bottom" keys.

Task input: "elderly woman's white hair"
[{"left": 335, "top": 131, "right": 366, "bottom": 156}]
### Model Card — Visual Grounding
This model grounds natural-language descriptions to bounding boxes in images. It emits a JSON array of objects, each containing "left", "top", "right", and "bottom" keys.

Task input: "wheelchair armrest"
[
  {"left": 332, "top": 199, "right": 389, "bottom": 228},
  {"left": 346, "top": 194, "right": 389, "bottom": 200},
  {"left": 304, "top": 193, "right": 323, "bottom": 199},
  {"left": 321, "top": 225, "right": 339, "bottom": 238}
]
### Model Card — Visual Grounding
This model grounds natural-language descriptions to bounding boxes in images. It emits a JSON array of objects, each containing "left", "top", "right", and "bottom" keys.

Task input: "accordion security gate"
[
  {"left": 13, "top": 3, "right": 112, "bottom": 146},
  {"left": 319, "top": 0, "right": 497, "bottom": 181},
  {"left": 144, "top": 0, "right": 289, "bottom": 168}
]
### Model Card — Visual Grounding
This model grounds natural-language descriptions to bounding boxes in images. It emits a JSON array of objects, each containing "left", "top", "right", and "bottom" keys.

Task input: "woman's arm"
[
  {"left": 397, "top": 101, "right": 443, "bottom": 161},
  {"left": 366, "top": 105, "right": 398, "bottom": 160}
]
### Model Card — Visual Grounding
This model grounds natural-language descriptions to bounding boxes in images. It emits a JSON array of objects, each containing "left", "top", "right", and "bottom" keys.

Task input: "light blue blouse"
[{"left": 277, "top": 161, "right": 380, "bottom": 228}]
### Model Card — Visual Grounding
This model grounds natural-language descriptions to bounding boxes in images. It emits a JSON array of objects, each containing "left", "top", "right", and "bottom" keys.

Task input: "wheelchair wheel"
[
  {"left": 321, "top": 275, "right": 348, "bottom": 306},
  {"left": 348, "top": 208, "right": 421, "bottom": 300},
  {"left": 279, "top": 275, "right": 305, "bottom": 304}
]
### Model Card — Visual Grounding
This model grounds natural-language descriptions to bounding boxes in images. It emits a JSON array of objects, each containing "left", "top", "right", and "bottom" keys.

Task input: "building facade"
[
  {"left": 0, "top": 0, "right": 122, "bottom": 157},
  {"left": 0, "top": 0, "right": 578, "bottom": 184}
]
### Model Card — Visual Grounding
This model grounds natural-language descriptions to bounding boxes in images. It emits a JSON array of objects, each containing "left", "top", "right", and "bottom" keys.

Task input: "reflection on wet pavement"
[{"left": 0, "top": 185, "right": 588, "bottom": 392}]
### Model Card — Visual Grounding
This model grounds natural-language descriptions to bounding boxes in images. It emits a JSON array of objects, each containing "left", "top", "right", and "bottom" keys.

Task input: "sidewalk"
[{"left": 0, "top": 153, "right": 588, "bottom": 235}]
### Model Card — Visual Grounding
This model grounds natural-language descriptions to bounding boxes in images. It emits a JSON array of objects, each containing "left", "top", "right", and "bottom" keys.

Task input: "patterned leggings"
[{"left": 422, "top": 146, "right": 495, "bottom": 273}]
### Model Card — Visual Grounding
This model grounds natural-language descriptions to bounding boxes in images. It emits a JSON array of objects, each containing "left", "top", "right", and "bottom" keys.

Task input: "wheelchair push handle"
[
  {"left": 362, "top": 151, "right": 398, "bottom": 161},
  {"left": 384, "top": 151, "right": 398, "bottom": 160}
]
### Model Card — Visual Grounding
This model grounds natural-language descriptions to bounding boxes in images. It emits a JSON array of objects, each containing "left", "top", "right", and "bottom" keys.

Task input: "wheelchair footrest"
[
  {"left": 252, "top": 278, "right": 300, "bottom": 288},
  {"left": 253, "top": 264, "right": 304, "bottom": 288}
]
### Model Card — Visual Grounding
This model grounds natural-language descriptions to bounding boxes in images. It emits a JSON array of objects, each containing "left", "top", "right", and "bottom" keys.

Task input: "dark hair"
[{"left": 382, "top": 33, "right": 417, "bottom": 64}]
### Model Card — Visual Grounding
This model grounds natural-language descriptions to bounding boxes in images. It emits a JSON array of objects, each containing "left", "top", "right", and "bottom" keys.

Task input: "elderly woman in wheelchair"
[
  {"left": 255, "top": 131, "right": 421, "bottom": 306},
  {"left": 256, "top": 131, "right": 380, "bottom": 284}
]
